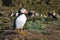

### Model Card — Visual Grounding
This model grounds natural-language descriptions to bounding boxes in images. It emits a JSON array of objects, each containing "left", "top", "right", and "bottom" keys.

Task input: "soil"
[{"left": 0, "top": 24, "right": 60, "bottom": 40}]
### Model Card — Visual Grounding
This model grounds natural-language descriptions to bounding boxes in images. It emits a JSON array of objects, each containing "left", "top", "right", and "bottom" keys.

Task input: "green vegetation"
[{"left": 0, "top": 0, "right": 60, "bottom": 34}]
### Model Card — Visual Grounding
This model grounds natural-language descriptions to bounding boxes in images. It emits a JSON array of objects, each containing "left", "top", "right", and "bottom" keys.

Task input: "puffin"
[{"left": 13, "top": 8, "right": 32, "bottom": 35}]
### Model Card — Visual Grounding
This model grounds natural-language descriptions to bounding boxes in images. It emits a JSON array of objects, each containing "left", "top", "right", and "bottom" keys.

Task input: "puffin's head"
[
  {"left": 18, "top": 8, "right": 33, "bottom": 16},
  {"left": 18, "top": 8, "right": 28, "bottom": 14}
]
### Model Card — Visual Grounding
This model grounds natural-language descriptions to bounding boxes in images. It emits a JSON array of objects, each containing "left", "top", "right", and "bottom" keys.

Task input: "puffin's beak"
[
  {"left": 25, "top": 11, "right": 33, "bottom": 16},
  {"left": 27, "top": 11, "right": 33, "bottom": 16}
]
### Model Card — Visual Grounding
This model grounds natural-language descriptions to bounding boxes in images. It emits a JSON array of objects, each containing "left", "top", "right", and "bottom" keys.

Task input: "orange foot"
[
  {"left": 18, "top": 30, "right": 26, "bottom": 36},
  {"left": 19, "top": 31, "right": 26, "bottom": 36}
]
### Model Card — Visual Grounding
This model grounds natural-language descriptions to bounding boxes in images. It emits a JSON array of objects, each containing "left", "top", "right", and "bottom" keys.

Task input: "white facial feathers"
[{"left": 20, "top": 8, "right": 28, "bottom": 14}]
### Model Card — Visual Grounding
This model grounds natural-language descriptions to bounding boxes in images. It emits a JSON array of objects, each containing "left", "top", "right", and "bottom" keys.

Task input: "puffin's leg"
[
  {"left": 17, "top": 28, "right": 25, "bottom": 36},
  {"left": 17, "top": 29, "right": 25, "bottom": 40}
]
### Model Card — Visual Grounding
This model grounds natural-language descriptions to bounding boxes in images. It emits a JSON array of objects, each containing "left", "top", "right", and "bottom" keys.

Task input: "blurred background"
[{"left": 0, "top": 0, "right": 60, "bottom": 40}]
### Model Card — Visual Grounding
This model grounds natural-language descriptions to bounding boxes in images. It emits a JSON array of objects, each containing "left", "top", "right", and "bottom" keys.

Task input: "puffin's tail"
[{"left": 13, "top": 18, "right": 16, "bottom": 30}]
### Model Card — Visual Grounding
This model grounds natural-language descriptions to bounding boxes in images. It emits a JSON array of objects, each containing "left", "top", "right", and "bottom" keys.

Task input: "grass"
[
  {"left": 0, "top": 0, "right": 60, "bottom": 35},
  {"left": 0, "top": 16, "right": 60, "bottom": 34}
]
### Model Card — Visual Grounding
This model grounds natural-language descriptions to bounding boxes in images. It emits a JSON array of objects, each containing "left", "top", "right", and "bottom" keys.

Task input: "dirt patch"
[{"left": 0, "top": 28, "right": 60, "bottom": 40}]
